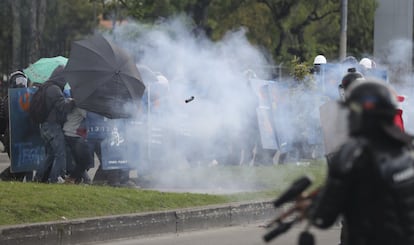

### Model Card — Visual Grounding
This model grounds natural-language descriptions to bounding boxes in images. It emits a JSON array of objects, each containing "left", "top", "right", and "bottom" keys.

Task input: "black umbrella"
[{"left": 64, "top": 34, "right": 145, "bottom": 118}]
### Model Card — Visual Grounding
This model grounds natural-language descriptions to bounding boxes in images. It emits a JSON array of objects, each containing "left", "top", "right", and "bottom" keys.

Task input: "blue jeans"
[{"left": 38, "top": 122, "right": 66, "bottom": 183}]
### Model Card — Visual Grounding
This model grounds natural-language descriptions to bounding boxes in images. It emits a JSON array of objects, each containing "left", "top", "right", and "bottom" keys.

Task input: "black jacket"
[
  {"left": 43, "top": 67, "right": 74, "bottom": 125},
  {"left": 310, "top": 128, "right": 414, "bottom": 245}
]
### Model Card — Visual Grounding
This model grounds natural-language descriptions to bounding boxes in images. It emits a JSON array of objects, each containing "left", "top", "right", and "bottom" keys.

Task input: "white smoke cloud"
[
  {"left": 100, "top": 15, "right": 284, "bottom": 192},
  {"left": 99, "top": 15, "right": 414, "bottom": 192},
  {"left": 379, "top": 39, "right": 414, "bottom": 134}
]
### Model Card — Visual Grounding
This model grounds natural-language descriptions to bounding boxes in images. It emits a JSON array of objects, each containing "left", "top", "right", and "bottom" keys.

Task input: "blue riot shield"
[
  {"left": 256, "top": 107, "right": 278, "bottom": 150},
  {"left": 250, "top": 79, "right": 278, "bottom": 150},
  {"left": 87, "top": 113, "right": 125, "bottom": 170},
  {"left": 9, "top": 88, "right": 45, "bottom": 172},
  {"left": 100, "top": 119, "right": 130, "bottom": 170},
  {"left": 267, "top": 81, "right": 293, "bottom": 153},
  {"left": 363, "top": 68, "right": 388, "bottom": 82},
  {"left": 86, "top": 112, "right": 141, "bottom": 170}
]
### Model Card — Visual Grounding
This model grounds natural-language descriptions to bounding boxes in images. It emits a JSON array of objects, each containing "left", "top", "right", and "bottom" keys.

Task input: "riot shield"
[
  {"left": 319, "top": 101, "right": 348, "bottom": 156},
  {"left": 9, "top": 88, "right": 45, "bottom": 173}
]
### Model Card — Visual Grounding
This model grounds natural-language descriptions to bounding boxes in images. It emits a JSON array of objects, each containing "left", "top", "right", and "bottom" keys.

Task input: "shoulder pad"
[
  {"left": 374, "top": 147, "right": 414, "bottom": 185},
  {"left": 328, "top": 138, "right": 367, "bottom": 177}
]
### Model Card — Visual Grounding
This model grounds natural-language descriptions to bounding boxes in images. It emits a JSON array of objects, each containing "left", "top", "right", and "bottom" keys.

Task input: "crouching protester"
[
  {"left": 306, "top": 79, "right": 414, "bottom": 245},
  {"left": 34, "top": 66, "right": 75, "bottom": 183},
  {"left": 63, "top": 106, "right": 92, "bottom": 184}
]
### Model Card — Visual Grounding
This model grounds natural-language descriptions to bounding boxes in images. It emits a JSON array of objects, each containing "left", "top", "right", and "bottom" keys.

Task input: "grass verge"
[{"left": 0, "top": 160, "right": 326, "bottom": 226}]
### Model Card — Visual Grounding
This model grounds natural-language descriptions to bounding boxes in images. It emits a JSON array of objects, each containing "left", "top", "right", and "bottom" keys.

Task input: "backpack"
[{"left": 29, "top": 84, "right": 51, "bottom": 124}]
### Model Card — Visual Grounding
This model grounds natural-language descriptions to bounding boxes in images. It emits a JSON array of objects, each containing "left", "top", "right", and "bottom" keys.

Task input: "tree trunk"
[
  {"left": 37, "top": 0, "right": 47, "bottom": 58},
  {"left": 28, "top": 0, "right": 47, "bottom": 64},
  {"left": 28, "top": 0, "right": 38, "bottom": 64},
  {"left": 10, "top": 0, "right": 22, "bottom": 71}
]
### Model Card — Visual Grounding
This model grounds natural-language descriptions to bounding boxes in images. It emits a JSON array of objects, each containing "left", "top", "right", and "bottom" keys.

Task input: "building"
[{"left": 374, "top": 0, "right": 413, "bottom": 71}]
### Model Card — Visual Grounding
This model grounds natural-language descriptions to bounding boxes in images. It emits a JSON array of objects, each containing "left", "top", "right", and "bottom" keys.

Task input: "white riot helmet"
[
  {"left": 313, "top": 55, "right": 327, "bottom": 65},
  {"left": 359, "top": 58, "right": 376, "bottom": 70},
  {"left": 156, "top": 75, "right": 169, "bottom": 85}
]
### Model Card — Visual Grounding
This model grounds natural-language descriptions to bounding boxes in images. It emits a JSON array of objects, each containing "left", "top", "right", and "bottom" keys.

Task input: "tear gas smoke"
[
  {"left": 379, "top": 38, "right": 414, "bottom": 134},
  {"left": 101, "top": 16, "right": 289, "bottom": 193},
  {"left": 97, "top": 16, "right": 414, "bottom": 193}
]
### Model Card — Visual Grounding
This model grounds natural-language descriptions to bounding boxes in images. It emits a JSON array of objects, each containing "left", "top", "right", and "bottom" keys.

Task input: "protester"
[
  {"left": 35, "top": 66, "right": 75, "bottom": 183},
  {"left": 63, "top": 105, "right": 92, "bottom": 184},
  {"left": 0, "top": 70, "right": 33, "bottom": 181},
  {"left": 307, "top": 79, "right": 414, "bottom": 245}
]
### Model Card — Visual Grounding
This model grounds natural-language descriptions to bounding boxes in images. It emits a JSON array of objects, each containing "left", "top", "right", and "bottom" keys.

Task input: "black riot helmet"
[
  {"left": 338, "top": 67, "right": 364, "bottom": 101},
  {"left": 345, "top": 79, "right": 397, "bottom": 136},
  {"left": 341, "top": 68, "right": 364, "bottom": 90}
]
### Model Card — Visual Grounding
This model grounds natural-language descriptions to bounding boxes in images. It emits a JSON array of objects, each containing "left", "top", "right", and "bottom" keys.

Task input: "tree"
[
  {"left": 0, "top": 1, "right": 13, "bottom": 76},
  {"left": 204, "top": 0, "right": 376, "bottom": 64},
  {"left": 10, "top": 0, "right": 22, "bottom": 71},
  {"left": 0, "top": 0, "right": 378, "bottom": 77},
  {"left": 42, "top": 0, "right": 97, "bottom": 58},
  {"left": 0, "top": 0, "right": 99, "bottom": 76},
  {"left": 28, "top": 0, "right": 47, "bottom": 64},
  {"left": 204, "top": 0, "right": 340, "bottom": 64}
]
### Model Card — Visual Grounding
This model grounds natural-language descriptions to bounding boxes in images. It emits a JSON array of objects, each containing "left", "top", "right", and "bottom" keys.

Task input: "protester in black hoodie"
[{"left": 35, "top": 66, "right": 75, "bottom": 183}]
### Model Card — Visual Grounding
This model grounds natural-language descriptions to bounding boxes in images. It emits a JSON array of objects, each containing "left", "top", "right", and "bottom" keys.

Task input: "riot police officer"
[{"left": 309, "top": 79, "right": 414, "bottom": 245}]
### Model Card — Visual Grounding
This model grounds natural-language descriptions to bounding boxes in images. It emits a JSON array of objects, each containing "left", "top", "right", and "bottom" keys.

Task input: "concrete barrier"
[{"left": 0, "top": 201, "right": 275, "bottom": 245}]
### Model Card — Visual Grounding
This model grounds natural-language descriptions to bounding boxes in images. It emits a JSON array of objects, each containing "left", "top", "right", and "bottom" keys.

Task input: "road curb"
[{"left": 0, "top": 200, "right": 276, "bottom": 245}]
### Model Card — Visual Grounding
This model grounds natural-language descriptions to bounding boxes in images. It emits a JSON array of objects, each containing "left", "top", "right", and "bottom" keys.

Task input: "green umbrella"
[{"left": 23, "top": 56, "right": 68, "bottom": 84}]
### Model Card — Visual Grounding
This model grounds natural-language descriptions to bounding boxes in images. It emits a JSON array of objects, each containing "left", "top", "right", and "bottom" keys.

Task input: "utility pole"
[{"left": 339, "top": 0, "right": 348, "bottom": 61}]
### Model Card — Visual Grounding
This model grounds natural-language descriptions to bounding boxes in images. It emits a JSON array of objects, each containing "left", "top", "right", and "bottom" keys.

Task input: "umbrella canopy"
[
  {"left": 23, "top": 56, "right": 68, "bottom": 84},
  {"left": 64, "top": 34, "right": 146, "bottom": 119}
]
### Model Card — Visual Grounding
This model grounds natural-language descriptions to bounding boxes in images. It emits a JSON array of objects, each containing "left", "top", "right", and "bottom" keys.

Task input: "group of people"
[{"left": 0, "top": 66, "right": 132, "bottom": 186}]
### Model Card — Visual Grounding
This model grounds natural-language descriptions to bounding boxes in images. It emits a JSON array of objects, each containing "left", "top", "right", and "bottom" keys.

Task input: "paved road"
[{"left": 88, "top": 223, "right": 340, "bottom": 245}]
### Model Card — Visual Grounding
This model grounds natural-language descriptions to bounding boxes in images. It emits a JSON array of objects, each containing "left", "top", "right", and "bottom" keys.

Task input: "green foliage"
[
  {"left": 120, "top": 0, "right": 197, "bottom": 22},
  {"left": 289, "top": 56, "right": 317, "bottom": 88},
  {"left": 0, "top": 0, "right": 378, "bottom": 77},
  {"left": 290, "top": 56, "right": 309, "bottom": 81},
  {"left": 198, "top": 0, "right": 377, "bottom": 64}
]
